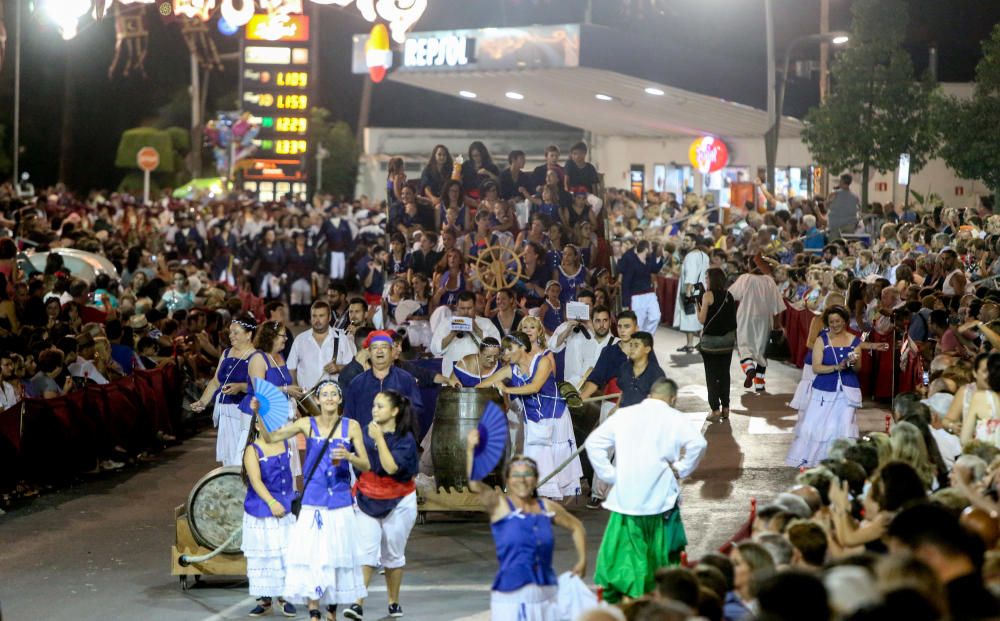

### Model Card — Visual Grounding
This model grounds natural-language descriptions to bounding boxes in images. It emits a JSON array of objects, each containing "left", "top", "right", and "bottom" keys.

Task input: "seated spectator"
[{"left": 31, "top": 349, "right": 74, "bottom": 399}]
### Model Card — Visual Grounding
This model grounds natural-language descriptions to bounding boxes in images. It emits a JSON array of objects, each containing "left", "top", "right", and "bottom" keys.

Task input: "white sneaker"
[{"left": 100, "top": 460, "right": 125, "bottom": 471}]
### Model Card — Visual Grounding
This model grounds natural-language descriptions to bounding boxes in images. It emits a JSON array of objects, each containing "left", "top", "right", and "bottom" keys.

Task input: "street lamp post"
[{"left": 764, "top": 29, "right": 849, "bottom": 198}]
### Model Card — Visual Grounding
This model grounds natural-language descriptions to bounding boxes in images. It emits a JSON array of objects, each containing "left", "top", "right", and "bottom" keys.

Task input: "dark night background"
[{"left": 0, "top": 0, "right": 997, "bottom": 191}]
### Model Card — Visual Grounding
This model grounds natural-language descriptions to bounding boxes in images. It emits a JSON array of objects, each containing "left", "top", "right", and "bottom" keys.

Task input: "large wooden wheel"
[{"left": 473, "top": 243, "right": 524, "bottom": 292}]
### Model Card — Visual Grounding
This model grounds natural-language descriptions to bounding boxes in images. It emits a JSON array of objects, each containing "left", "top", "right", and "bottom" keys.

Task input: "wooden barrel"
[{"left": 431, "top": 387, "right": 505, "bottom": 490}]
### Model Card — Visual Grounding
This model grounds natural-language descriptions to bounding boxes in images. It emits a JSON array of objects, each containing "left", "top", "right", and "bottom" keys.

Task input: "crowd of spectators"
[{"left": 1, "top": 134, "right": 1000, "bottom": 620}]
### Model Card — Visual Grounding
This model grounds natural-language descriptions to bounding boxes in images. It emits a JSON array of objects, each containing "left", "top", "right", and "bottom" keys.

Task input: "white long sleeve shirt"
[
  {"left": 547, "top": 324, "right": 612, "bottom": 389},
  {"left": 287, "top": 328, "right": 356, "bottom": 389},
  {"left": 585, "top": 397, "right": 707, "bottom": 516}
]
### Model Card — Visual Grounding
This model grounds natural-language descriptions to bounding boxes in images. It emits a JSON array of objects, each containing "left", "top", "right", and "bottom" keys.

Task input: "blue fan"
[
  {"left": 471, "top": 401, "right": 508, "bottom": 481},
  {"left": 252, "top": 377, "right": 289, "bottom": 432}
]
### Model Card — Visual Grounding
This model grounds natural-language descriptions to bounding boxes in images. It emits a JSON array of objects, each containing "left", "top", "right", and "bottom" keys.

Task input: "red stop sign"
[{"left": 137, "top": 147, "right": 160, "bottom": 172}]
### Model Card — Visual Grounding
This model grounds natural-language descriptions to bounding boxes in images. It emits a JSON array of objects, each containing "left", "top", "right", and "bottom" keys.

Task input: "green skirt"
[{"left": 593, "top": 509, "right": 688, "bottom": 603}]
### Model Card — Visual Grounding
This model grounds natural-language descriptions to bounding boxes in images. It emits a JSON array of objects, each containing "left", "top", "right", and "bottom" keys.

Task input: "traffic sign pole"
[{"left": 143, "top": 169, "right": 151, "bottom": 205}]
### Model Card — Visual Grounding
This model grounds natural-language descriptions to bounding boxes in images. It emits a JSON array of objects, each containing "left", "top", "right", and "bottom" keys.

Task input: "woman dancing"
[
  {"left": 255, "top": 381, "right": 370, "bottom": 621},
  {"left": 241, "top": 413, "right": 297, "bottom": 617},
  {"left": 466, "top": 431, "right": 586, "bottom": 620},
  {"left": 347, "top": 391, "right": 420, "bottom": 620},
  {"left": 477, "top": 332, "right": 583, "bottom": 500},
  {"left": 191, "top": 314, "right": 259, "bottom": 466}
]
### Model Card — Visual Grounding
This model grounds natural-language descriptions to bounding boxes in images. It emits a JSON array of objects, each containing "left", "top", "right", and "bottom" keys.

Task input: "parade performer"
[
  {"left": 241, "top": 413, "right": 297, "bottom": 618},
  {"left": 447, "top": 337, "right": 502, "bottom": 387},
  {"left": 256, "top": 381, "right": 370, "bottom": 621},
  {"left": 786, "top": 306, "right": 865, "bottom": 468},
  {"left": 466, "top": 431, "right": 586, "bottom": 621},
  {"left": 477, "top": 332, "right": 583, "bottom": 500},
  {"left": 343, "top": 331, "right": 423, "bottom": 428},
  {"left": 190, "top": 314, "right": 259, "bottom": 467},
  {"left": 346, "top": 390, "right": 419, "bottom": 620},
  {"left": 584, "top": 378, "right": 707, "bottom": 603},
  {"left": 729, "top": 255, "right": 785, "bottom": 392}
]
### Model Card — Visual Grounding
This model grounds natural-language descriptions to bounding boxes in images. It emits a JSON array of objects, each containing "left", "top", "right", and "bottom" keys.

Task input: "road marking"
[
  {"left": 198, "top": 596, "right": 256, "bottom": 621},
  {"left": 747, "top": 416, "right": 796, "bottom": 435},
  {"left": 367, "top": 583, "right": 491, "bottom": 592}
]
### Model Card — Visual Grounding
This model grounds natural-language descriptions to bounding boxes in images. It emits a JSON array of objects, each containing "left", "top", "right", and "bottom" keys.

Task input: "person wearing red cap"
[{"left": 343, "top": 331, "right": 423, "bottom": 429}]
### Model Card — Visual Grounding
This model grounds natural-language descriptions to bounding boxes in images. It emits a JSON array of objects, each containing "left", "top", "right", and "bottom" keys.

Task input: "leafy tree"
[
  {"left": 308, "top": 108, "right": 359, "bottom": 199},
  {"left": 114, "top": 126, "right": 192, "bottom": 190},
  {"left": 801, "top": 0, "right": 937, "bottom": 208},
  {"left": 934, "top": 24, "right": 1000, "bottom": 197}
]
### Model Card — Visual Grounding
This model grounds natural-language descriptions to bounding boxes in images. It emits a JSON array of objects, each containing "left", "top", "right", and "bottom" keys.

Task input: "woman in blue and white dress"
[
  {"left": 190, "top": 314, "right": 259, "bottom": 467},
  {"left": 557, "top": 244, "right": 587, "bottom": 306},
  {"left": 786, "top": 306, "right": 865, "bottom": 468},
  {"left": 256, "top": 381, "right": 370, "bottom": 621},
  {"left": 241, "top": 413, "right": 297, "bottom": 617},
  {"left": 478, "top": 332, "right": 583, "bottom": 500},
  {"left": 449, "top": 337, "right": 502, "bottom": 387}
]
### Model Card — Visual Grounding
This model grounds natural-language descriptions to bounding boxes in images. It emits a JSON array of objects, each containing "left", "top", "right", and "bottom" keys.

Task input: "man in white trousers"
[
  {"left": 673, "top": 234, "right": 710, "bottom": 352},
  {"left": 617, "top": 239, "right": 665, "bottom": 334}
]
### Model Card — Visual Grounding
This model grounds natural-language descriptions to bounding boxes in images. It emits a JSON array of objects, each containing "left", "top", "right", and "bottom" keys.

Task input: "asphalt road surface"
[{"left": 0, "top": 326, "right": 889, "bottom": 620}]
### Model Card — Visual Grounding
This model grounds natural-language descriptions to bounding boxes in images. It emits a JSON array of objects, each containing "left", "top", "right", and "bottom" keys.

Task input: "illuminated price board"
[{"left": 240, "top": 13, "right": 313, "bottom": 191}]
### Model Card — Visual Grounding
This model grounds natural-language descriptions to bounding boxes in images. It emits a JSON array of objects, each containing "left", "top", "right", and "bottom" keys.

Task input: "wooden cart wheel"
[
  {"left": 473, "top": 244, "right": 524, "bottom": 292},
  {"left": 179, "top": 575, "right": 189, "bottom": 591}
]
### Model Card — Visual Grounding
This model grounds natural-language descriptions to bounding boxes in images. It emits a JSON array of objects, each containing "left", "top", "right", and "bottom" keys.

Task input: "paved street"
[{"left": 0, "top": 327, "right": 889, "bottom": 620}]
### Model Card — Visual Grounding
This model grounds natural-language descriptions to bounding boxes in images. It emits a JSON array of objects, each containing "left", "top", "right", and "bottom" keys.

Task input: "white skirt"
[
  {"left": 355, "top": 492, "right": 418, "bottom": 569},
  {"left": 490, "top": 584, "right": 559, "bottom": 621},
  {"left": 242, "top": 512, "right": 295, "bottom": 597},
  {"left": 216, "top": 403, "right": 251, "bottom": 466},
  {"left": 283, "top": 505, "right": 367, "bottom": 605},
  {"left": 788, "top": 364, "right": 817, "bottom": 415},
  {"left": 525, "top": 410, "right": 583, "bottom": 500},
  {"left": 786, "top": 387, "right": 859, "bottom": 468}
]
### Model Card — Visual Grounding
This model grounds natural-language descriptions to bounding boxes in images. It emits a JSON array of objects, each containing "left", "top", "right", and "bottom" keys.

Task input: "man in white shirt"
[
  {"left": 585, "top": 378, "right": 707, "bottom": 603},
  {"left": 547, "top": 292, "right": 613, "bottom": 389},
  {"left": 69, "top": 333, "right": 108, "bottom": 385},
  {"left": 287, "top": 300, "right": 356, "bottom": 392},
  {"left": 430, "top": 291, "right": 500, "bottom": 376}
]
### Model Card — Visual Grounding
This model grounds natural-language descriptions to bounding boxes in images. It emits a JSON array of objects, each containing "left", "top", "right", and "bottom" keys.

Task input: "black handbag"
[
  {"left": 766, "top": 329, "right": 790, "bottom": 361},
  {"left": 697, "top": 293, "right": 736, "bottom": 353},
  {"left": 290, "top": 420, "right": 339, "bottom": 517}
]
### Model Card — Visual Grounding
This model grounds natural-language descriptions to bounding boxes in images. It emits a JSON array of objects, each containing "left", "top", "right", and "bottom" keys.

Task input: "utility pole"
[
  {"left": 819, "top": 0, "right": 830, "bottom": 197},
  {"left": 764, "top": 0, "right": 777, "bottom": 196},
  {"left": 190, "top": 51, "right": 202, "bottom": 177},
  {"left": 13, "top": 0, "right": 21, "bottom": 185}
]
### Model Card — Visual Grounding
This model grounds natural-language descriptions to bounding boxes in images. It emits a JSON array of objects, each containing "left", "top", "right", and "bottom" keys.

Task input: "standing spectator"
[
  {"left": 697, "top": 267, "right": 737, "bottom": 423},
  {"left": 461, "top": 140, "right": 500, "bottom": 201},
  {"left": 287, "top": 300, "right": 355, "bottom": 391},
  {"left": 616, "top": 332, "right": 666, "bottom": 408},
  {"left": 548, "top": 296, "right": 613, "bottom": 390},
  {"left": 531, "top": 145, "right": 565, "bottom": 190},
  {"left": 674, "top": 234, "right": 710, "bottom": 352},
  {"left": 285, "top": 230, "right": 317, "bottom": 325},
  {"left": 322, "top": 203, "right": 355, "bottom": 285},
  {"left": 617, "top": 240, "right": 665, "bottom": 334},
  {"left": 826, "top": 174, "right": 860, "bottom": 240},
  {"left": 430, "top": 292, "right": 501, "bottom": 376},
  {"left": 409, "top": 233, "right": 441, "bottom": 281}
]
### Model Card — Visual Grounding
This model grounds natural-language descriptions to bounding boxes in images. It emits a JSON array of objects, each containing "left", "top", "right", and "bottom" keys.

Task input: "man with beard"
[
  {"left": 343, "top": 331, "right": 422, "bottom": 427},
  {"left": 345, "top": 296, "right": 372, "bottom": 338},
  {"left": 327, "top": 283, "right": 350, "bottom": 331},
  {"left": 287, "top": 300, "right": 356, "bottom": 390},
  {"left": 430, "top": 291, "right": 501, "bottom": 376},
  {"left": 548, "top": 292, "right": 613, "bottom": 390},
  {"left": 0, "top": 354, "right": 19, "bottom": 410}
]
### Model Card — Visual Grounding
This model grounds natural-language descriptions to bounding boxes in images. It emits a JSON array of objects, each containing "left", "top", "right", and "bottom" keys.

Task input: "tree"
[
  {"left": 801, "top": 0, "right": 937, "bottom": 208},
  {"left": 114, "top": 126, "right": 192, "bottom": 192},
  {"left": 308, "top": 108, "right": 359, "bottom": 199},
  {"left": 934, "top": 24, "right": 1000, "bottom": 198}
]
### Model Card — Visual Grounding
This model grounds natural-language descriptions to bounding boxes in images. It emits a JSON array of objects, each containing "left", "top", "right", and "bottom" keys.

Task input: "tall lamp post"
[{"left": 764, "top": 26, "right": 849, "bottom": 197}]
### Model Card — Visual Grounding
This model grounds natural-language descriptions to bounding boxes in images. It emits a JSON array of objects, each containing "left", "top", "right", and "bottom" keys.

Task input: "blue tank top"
[
  {"left": 440, "top": 270, "right": 466, "bottom": 307},
  {"left": 244, "top": 441, "right": 295, "bottom": 518},
  {"left": 509, "top": 353, "right": 566, "bottom": 422},
  {"left": 491, "top": 498, "right": 558, "bottom": 592},
  {"left": 812, "top": 332, "right": 862, "bottom": 392},
  {"left": 301, "top": 417, "right": 354, "bottom": 510},
  {"left": 215, "top": 348, "right": 252, "bottom": 405},
  {"left": 453, "top": 362, "right": 498, "bottom": 387},
  {"left": 541, "top": 300, "right": 563, "bottom": 334}
]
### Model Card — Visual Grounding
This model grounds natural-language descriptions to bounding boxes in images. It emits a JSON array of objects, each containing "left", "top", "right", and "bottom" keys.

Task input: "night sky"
[{"left": 0, "top": 0, "right": 996, "bottom": 191}]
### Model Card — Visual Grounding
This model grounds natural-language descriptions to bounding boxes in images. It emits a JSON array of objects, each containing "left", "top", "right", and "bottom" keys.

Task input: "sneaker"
[
  {"left": 100, "top": 459, "right": 125, "bottom": 471},
  {"left": 754, "top": 379, "right": 766, "bottom": 393},
  {"left": 279, "top": 600, "right": 296, "bottom": 617},
  {"left": 344, "top": 604, "right": 363, "bottom": 620},
  {"left": 586, "top": 496, "right": 602, "bottom": 509},
  {"left": 388, "top": 603, "right": 404, "bottom": 618},
  {"left": 743, "top": 366, "right": 755, "bottom": 388}
]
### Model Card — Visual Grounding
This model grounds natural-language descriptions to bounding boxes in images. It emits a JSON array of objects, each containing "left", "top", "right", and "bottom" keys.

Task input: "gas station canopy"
[{"left": 352, "top": 24, "right": 803, "bottom": 140}]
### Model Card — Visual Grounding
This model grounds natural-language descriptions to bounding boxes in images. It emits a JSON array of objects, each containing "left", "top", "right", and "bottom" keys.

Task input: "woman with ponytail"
[
  {"left": 346, "top": 390, "right": 420, "bottom": 620},
  {"left": 240, "top": 413, "right": 298, "bottom": 617}
]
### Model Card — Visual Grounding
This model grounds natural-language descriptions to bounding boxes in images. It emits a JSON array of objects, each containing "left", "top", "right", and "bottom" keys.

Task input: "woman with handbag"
[
  {"left": 255, "top": 380, "right": 371, "bottom": 621},
  {"left": 697, "top": 268, "right": 737, "bottom": 423}
]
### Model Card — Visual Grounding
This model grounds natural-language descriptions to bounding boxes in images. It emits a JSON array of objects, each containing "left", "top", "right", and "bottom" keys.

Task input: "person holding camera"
[
  {"left": 548, "top": 291, "right": 613, "bottom": 390},
  {"left": 430, "top": 291, "right": 501, "bottom": 376},
  {"left": 697, "top": 268, "right": 737, "bottom": 423},
  {"left": 674, "top": 234, "right": 710, "bottom": 353}
]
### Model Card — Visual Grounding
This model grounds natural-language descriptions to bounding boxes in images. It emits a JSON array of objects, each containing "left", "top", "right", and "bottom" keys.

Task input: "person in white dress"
[
  {"left": 673, "top": 235, "right": 710, "bottom": 353},
  {"left": 729, "top": 255, "right": 786, "bottom": 393}
]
